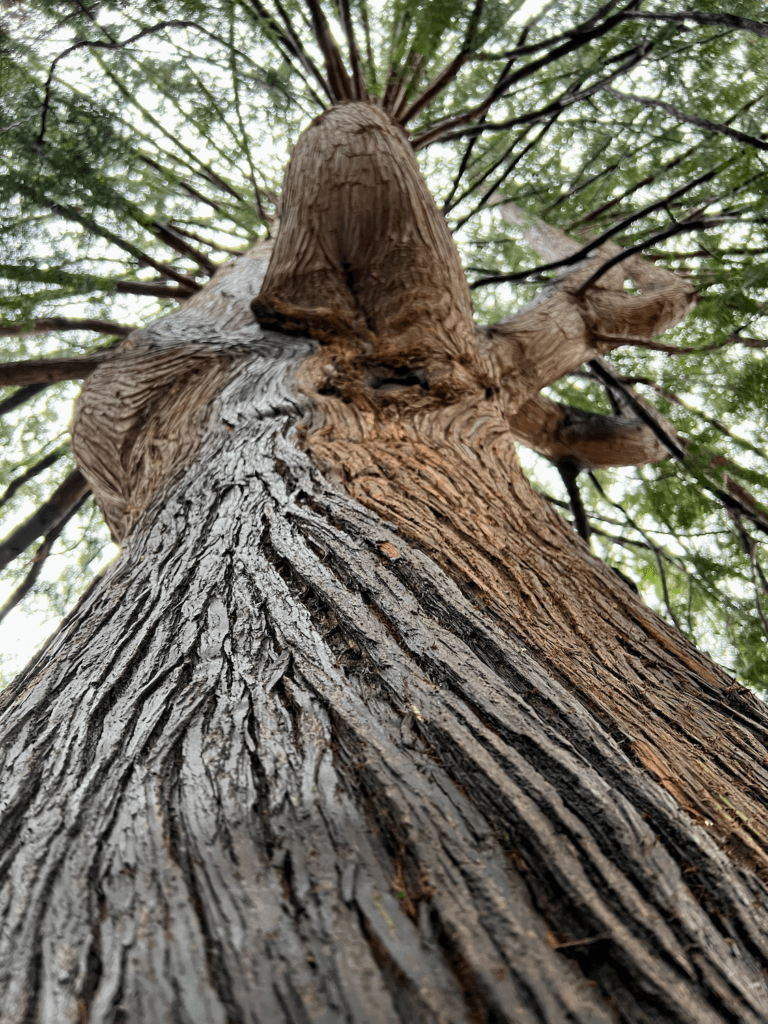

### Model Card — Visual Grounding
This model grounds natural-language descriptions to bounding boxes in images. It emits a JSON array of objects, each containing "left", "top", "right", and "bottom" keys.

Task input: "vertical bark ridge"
[
  {"left": 301, "top": 397, "right": 768, "bottom": 875},
  {"left": 2, "top": 345, "right": 768, "bottom": 1023}
]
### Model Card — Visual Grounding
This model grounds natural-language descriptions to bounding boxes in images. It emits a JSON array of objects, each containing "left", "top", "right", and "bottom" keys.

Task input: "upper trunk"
[{"left": 1, "top": 102, "right": 768, "bottom": 1024}]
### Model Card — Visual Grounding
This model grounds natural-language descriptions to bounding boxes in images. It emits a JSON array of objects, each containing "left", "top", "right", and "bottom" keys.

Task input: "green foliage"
[{"left": 1, "top": 0, "right": 767, "bottom": 690}]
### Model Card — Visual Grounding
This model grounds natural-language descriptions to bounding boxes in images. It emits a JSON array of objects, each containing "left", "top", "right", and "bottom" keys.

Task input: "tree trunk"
[{"left": 2, "top": 103, "right": 768, "bottom": 1024}]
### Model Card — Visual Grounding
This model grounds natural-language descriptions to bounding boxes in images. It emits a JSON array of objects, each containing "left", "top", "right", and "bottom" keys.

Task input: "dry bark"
[{"left": 2, "top": 102, "right": 768, "bottom": 1024}]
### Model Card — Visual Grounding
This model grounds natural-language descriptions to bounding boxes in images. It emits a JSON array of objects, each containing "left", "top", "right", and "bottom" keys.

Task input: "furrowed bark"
[{"left": 2, "top": 102, "right": 768, "bottom": 1024}]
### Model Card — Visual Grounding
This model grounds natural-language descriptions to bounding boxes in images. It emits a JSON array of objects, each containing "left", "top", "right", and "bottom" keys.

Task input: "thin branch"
[
  {"left": 0, "top": 445, "right": 69, "bottom": 511},
  {"left": 261, "top": 0, "right": 332, "bottom": 103},
  {"left": 0, "top": 385, "right": 47, "bottom": 418},
  {"left": 399, "top": 0, "right": 484, "bottom": 125},
  {"left": 434, "top": 40, "right": 654, "bottom": 147},
  {"left": 168, "top": 224, "right": 246, "bottom": 256},
  {"left": 304, "top": 0, "right": 354, "bottom": 101},
  {"left": 150, "top": 222, "right": 218, "bottom": 276},
  {"left": 620, "top": 375, "right": 768, "bottom": 462},
  {"left": 587, "top": 469, "right": 684, "bottom": 630},
  {"left": 337, "top": 0, "right": 366, "bottom": 100},
  {"left": 588, "top": 357, "right": 686, "bottom": 461},
  {"left": 575, "top": 219, "right": 711, "bottom": 294},
  {"left": 115, "top": 280, "right": 194, "bottom": 299},
  {"left": 622, "top": 10, "right": 768, "bottom": 39},
  {"left": 605, "top": 87, "right": 768, "bottom": 152},
  {"left": 442, "top": 133, "right": 481, "bottom": 212},
  {"left": 614, "top": 333, "right": 768, "bottom": 358},
  {"left": 0, "top": 353, "right": 111, "bottom": 387},
  {"left": 359, "top": 1, "right": 377, "bottom": 89},
  {"left": 36, "top": 19, "right": 239, "bottom": 146},
  {"left": 445, "top": 123, "right": 534, "bottom": 216},
  {"left": 412, "top": 3, "right": 642, "bottom": 149},
  {"left": 471, "top": 160, "right": 723, "bottom": 286},
  {"left": 0, "top": 469, "right": 90, "bottom": 572},
  {"left": 0, "top": 318, "right": 131, "bottom": 339},
  {"left": 0, "top": 491, "right": 91, "bottom": 628},
  {"left": 454, "top": 113, "right": 561, "bottom": 230},
  {"left": 43, "top": 199, "right": 203, "bottom": 292}
]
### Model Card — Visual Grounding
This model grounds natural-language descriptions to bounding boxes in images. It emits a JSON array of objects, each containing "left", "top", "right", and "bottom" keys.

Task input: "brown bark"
[{"left": 2, "top": 101, "right": 768, "bottom": 1023}]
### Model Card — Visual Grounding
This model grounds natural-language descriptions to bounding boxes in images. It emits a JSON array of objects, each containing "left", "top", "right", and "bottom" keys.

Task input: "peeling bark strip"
[{"left": 2, "top": 102, "right": 768, "bottom": 1022}]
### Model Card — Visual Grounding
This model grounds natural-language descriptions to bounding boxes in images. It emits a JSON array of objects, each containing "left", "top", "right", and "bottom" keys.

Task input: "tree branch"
[
  {"left": 473, "top": 160, "right": 725, "bottom": 288},
  {"left": 0, "top": 445, "right": 69, "bottom": 511},
  {"left": 0, "top": 318, "right": 131, "bottom": 339},
  {"left": 0, "top": 353, "right": 111, "bottom": 386},
  {"left": 0, "top": 491, "right": 91, "bottom": 627},
  {"left": 412, "top": 4, "right": 643, "bottom": 149},
  {"left": 588, "top": 357, "right": 686, "bottom": 460},
  {"left": 304, "top": 0, "right": 354, "bottom": 101},
  {"left": 337, "top": 0, "right": 366, "bottom": 100},
  {"left": 399, "top": 0, "right": 484, "bottom": 125},
  {"left": 605, "top": 87, "right": 768, "bottom": 152},
  {"left": 622, "top": 10, "right": 768, "bottom": 39},
  {"left": 0, "top": 469, "right": 90, "bottom": 572},
  {"left": 505, "top": 391, "right": 672, "bottom": 469},
  {"left": 574, "top": 219, "right": 711, "bottom": 295},
  {"left": 0, "top": 384, "right": 47, "bottom": 418}
]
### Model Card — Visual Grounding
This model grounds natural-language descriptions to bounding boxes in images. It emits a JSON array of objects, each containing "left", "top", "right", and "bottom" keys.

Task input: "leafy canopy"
[{"left": 1, "top": 0, "right": 767, "bottom": 688}]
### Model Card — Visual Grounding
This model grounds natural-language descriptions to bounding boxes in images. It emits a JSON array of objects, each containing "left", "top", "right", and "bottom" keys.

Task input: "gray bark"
[{"left": 2, "top": 268, "right": 768, "bottom": 1022}]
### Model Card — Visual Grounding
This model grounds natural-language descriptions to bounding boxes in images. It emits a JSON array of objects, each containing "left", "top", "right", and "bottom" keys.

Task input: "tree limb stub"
[{"left": 506, "top": 391, "right": 671, "bottom": 469}]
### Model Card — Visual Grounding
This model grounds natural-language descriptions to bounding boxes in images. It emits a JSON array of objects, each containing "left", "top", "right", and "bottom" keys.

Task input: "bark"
[{"left": 2, "top": 103, "right": 768, "bottom": 1024}]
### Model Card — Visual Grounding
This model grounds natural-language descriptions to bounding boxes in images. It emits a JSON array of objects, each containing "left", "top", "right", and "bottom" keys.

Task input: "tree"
[{"left": 1, "top": 2, "right": 768, "bottom": 1021}]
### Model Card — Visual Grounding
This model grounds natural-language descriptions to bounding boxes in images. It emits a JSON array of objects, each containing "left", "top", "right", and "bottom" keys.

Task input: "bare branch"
[
  {"left": 151, "top": 222, "right": 218, "bottom": 275},
  {"left": 574, "top": 219, "right": 711, "bottom": 294},
  {"left": 0, "top": 353, "right": 111, "bottom": 387},
  {"left": 337, "top": 0, "right": 366, "bottom": 100},
  {"left": 43, "top": 199, "right": 203, "bottom": 292},
  {"left": 622, "top": 10, "right": 768, "bottom": 39},
  {"left": 0, "top": 318, "right": 131, "bottom": 339},
  {"left": 115, "top": 280, "right": 194, "bottom": 299},
  {"left": 304, "top": 0, "right": 354, "bottom": 102},
  {"left": 399, "top": 0, "right": 484, "bottom": 125},
  {"left": 0, "top": 469, "right": 90, "bottom": 572},
  {"left": 265, "top": 0, "right": 332, "bottom": 102},
  {"left": 606, "top": 87, "right": 768, "bottom": 152},
  {"left": 0, "top": 491, "right": 91, "bottom": 627},
  {"left": 434, "top": 39, "right": 652, "bottom": 149},
  {"left": 0, "top": 445, "right": 69, "bottom": 511},
  {"left": 0, "top": 384, "right": 47, "bottom": 418},
  {"left": 587, "top": 469, "right": 684, "bottom": 630},
  {"left": 37, "top": 20, "right": 242, "bottom": 146},
  {"left": 412, "top": 4, "right": 643, "bottom": 149},
  {"left": 473, "top": 162, "right": 725, "bottom": 288},
  {"left": 453, "top": 113, "right": 560, "bottom": 230},
  {"left": 589, "top": 357, "right": 686, "bottom": 460}
]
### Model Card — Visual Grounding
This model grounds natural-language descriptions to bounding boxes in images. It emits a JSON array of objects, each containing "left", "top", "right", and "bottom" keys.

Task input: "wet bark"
[{"left": 2, "top": 103, "right": 768, "bottom": 1024}]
